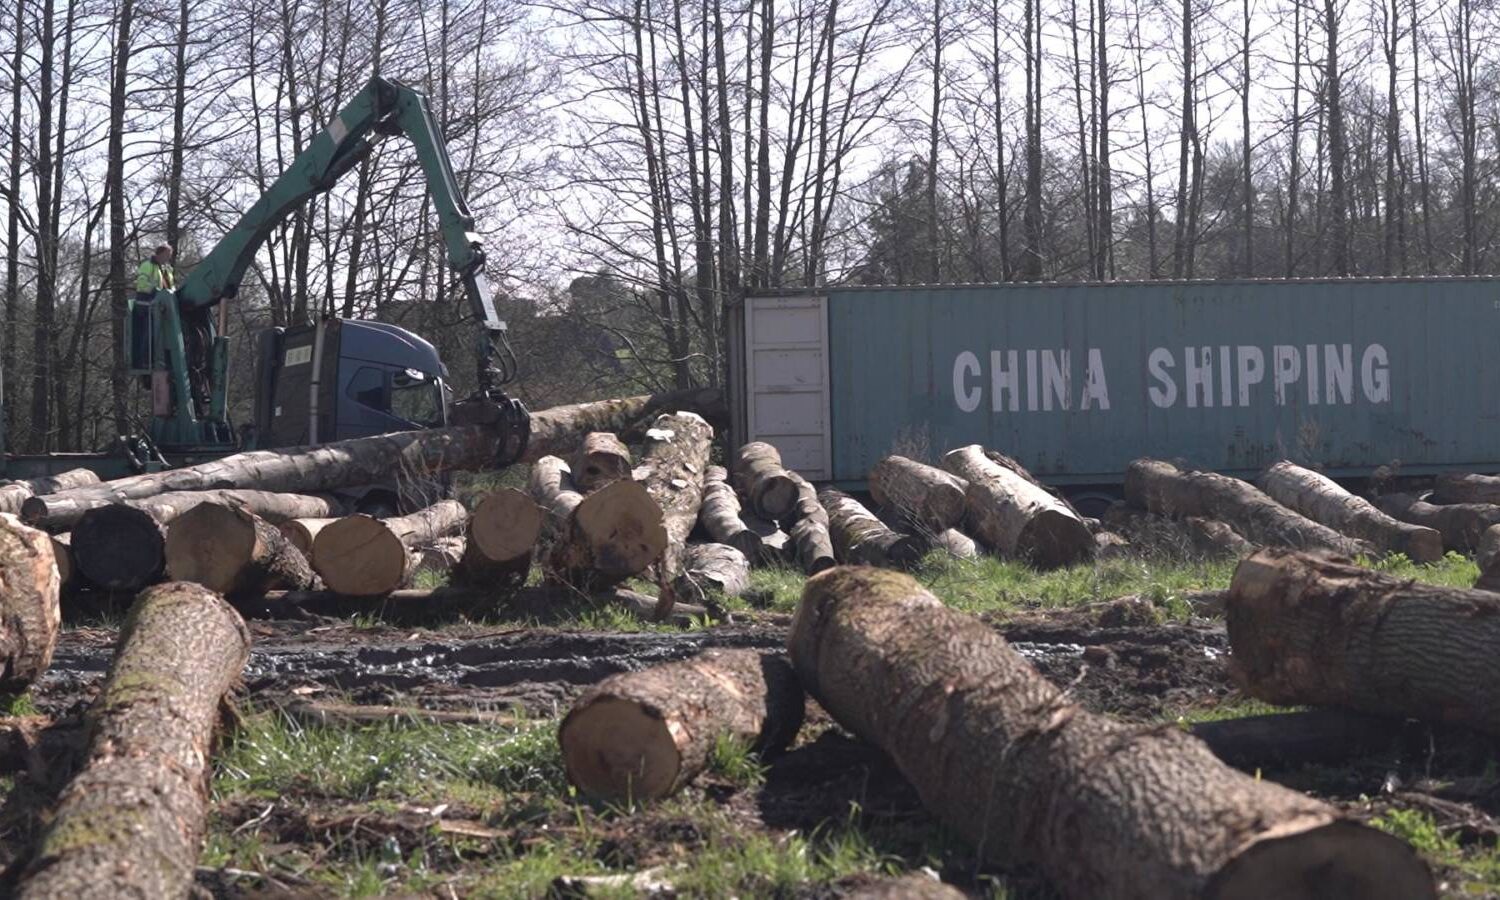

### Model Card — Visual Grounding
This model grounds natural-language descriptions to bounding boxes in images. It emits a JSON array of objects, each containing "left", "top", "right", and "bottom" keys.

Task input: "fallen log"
[
  {"left": 869, "top": 455, "right": 968, "bottom": 532},
  {"left": 1125, "top": 459, "right": 1370, "bottom": 557},
  {"left": 1433, "top": 471, "right": 1500, "bottom": 506},
  {"left": 790, "top": 516, "right": 836, "bottom": 575},
  {"left": 453, "top": 488, "right": 543, "bottom": 587},
  {"left": 1374, "top": 492, "right": 1500, "bottom": 553},
  {"left": 0, "top": 515, "right": 60, "bottom": 690},
  {"left": 698, "top": 466, "right": 764, "bottom": 560},
  {"left": 571, "top": 432, "right": 632, "bottom": 493},
  {"left": 165, "top": 504, "right": 318, "bottom": 599},
  {"left": 943, "top": 445, "right": 1093, "bottom": 569},
  {"left": 546, "top": 479, "right": 667, "bottom": 591},
  {"left": 1092, "top": 530, "right": 1132, "bottom": 560},
  {"left": 17, "top": 582, "right": 250, "bottom": 899},
  {"left": 560, "top": 648, "right": 803, "bottom": 801},
  {"left": 819, "top": 489, "right": 923, "bottom": 568},
  {"left": 1479, "top": 525, "right": 1500, "bottom": 584},
  {"left": 0, "top": 468, "right": 99, "bottom": 515},
  {"left": 786, "top": 471, "right": 827, "bottom": 526},
  {"left": 731, "top": 442, "right": 799, "bottom": 521},
  {"left": 1189, "top": 709, "right": 1402, "bottom": 772},
  {"left": 1259, "top": 461, "right": 1441, "bottom": 562},
  {"left": 1229, "top": 549, "right": 1500, "bottom": 737},
  {"left": 20, "top": 389, "right": 725, "bottom": 531},
  {"left": 1184, "top": 516, "right": 1256, "bottom": 558},
  {"left": 637, "top": 412, "right": 713, "bottom": 618},
  {"left": 278, "top": 517, "right": 337, "bottom": 557},
  {"left": 673, "top": 542, "right": 751, "bottom": 603},
  {"left": 932, "top": 527, "right": 979, "bottom": 560},
  {"left": 50, "top": 534, "right": 73, "bottom": 592},
  {"left": 312, "top": 500, "right": 469, "bottom": 596},
  {"left": 413, "top": 536, "right": 467, "bottom": 575},
  {"left": 790, "top": 567, "right": 1434, "bottom": 900},
  {"left": 527, "top": 455, "right": 584, "bottom": 539}
]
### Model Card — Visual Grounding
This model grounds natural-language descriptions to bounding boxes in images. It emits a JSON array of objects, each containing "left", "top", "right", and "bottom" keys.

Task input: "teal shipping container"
[{"left": 727, "top": 279, "right": 1500, "bottom": 500}]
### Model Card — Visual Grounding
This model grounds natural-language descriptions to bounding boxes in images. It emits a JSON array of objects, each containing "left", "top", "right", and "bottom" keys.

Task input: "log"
[
  {"left": 453, "top": 488, "right": 543, "bottom": 587},
  {"left": 17, "top": 582, "right": 250, "bottom": 899},
  {"left": 20, "top": 389, "right": 725, "bottom": 531},
  {"left": 869, "top": 455, "right": 968, "bottom": 532},
  {"left": 528, "top": 455, "right": 584, "bottom": 539},
  {"left": 1259, "top": 461, "right": 1442, "bottom": 562},
  {"left": 0, "top": 515, "right": 60, "bottom": 690},
  {"left": 819, "top": 489, "right": 923, "bottom": 568},
  {"left": 70, "top": 505, "right": 165, "bottom": 591},
  {"left": 1188, "top": 710, "right": 1402, "bottom": 772},
  {"left": 1374, "top": 492, "right": 1500, "bottom": 553},
  {"left": 165, "top": 503, "right": 318, "bottom": 599},
  {"left": 1092, "top": 530, "right": 1132, "bottom": 560},
  {"left": 1433, "top": 471, "right": 1500, "bottom": 506},
  {"left": 1183, "top": 516, "right": 1256, "bottom": 558},
  {"left": 312, "top": 500, "right": 469, "bottom": 596},
  {"left": 1479, "top": 525, "right": 1500, "bottom": 590},
  {"left": 570, "top": 432, "right": 632, "bottom": 493},
  {"left": 0, "top": 468, "right": 99, "bottom": 515},
  {"left": 673, "top": 542, "right": 751, "bottom": 603},
  {"left": 124, "top": 488, "right": 344, "bottom": 525},
  {"left": 412, "top": 536, "right": 467, "bottom": 575},
  {"left": 50, "top": 534, "right": 73, "bottom": 592},
  {"left": 786, "top": 471, "right": 827, "bottom": 525},
  {"left": 1124, "top": 459, "right": 1370, "bottom": 557},
  {"left": 932, "top": 527, "right": 979, "bottom": 560},
  {"left": 790, "top": 567, "right": 1434, "bottom": 900},
  {"left": 697, "top": 466, "right": 763, "bottom": 560},
  {"left": 789, "top": 516, "right": 836, "bottom": 575},
  {"left": 943, "top": 445, "right": 1093, "bottom": 569},
  {"left": 278, "top": 517, "right": 337, "bottom": 557},
  {"left": 545, "top": 479, "right": 668, "bottom": 590},
  {"left": 560, "top": 648, "right": 803, "bottom": 801},
  {"left": 637, "top": 412, "right": 713, "bottom": 617},
  {"left": 731, "top": 442, "right": 799, "bottom": 521},
  {"left": 1228, "top": 549, "right": 1500, "bottom": 737}
]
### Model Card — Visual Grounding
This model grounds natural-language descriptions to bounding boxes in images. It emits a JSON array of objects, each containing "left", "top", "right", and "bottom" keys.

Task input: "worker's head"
[{"left": 154, "top": 243, "right": 173, "bottom": 263}]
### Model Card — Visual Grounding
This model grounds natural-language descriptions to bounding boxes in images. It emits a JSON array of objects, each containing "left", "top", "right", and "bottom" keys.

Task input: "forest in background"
[{"left": 0, "top": 0, "right": 1493, "bottom": 451}]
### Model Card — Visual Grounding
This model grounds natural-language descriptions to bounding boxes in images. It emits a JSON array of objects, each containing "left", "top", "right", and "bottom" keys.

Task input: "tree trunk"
[
  {"left": 1374, "top": 493, "right": 1500, "bottom": 553},
  {"left": 932, "top": 528, "right": 979, "bottom": 560},
  {"left": 165, "top": 504, "right": 317, "bottom": 599},
  {"left": 22, "top": 390, "right": 726, "bottom": 531},
  {"left": 869, "top": 455, "right": 967, "bottom": 532},
  {"left": 943, "top": 445, "right": 1093, "bottom": 568},
  {"left": 786, "top": 471, "right": 826, "bottom": 525},
  {"left": 0, "top": 515, "right": 61, "bottom": 690},
  {"left": 1432, "top": 472, "right": 1500, "bottom": 506},
  {"left": 571, "top": 432, "right": 633, "bottom": 493},
  {"left": 1190, "top": 709, "right": 1402, "bottom": 772},
  {"left": 413, "top": 536, "right": 466, "bottom": 577},
  {"left": 790, "top": 516, "right": 836, "bottom": 575},
  {"left": 698, "top": 465, "right": 763, "bottom": 560},
  {"left": 1475, "top": 525, "right": 1500, "bottom": 592},
  {"left": 731, "top": 442, "right": 799, "bottom": 521},
  {"left": 454, "top": 488, "right": 543, "bottom": 588},
  {"left": 1258, "top": 461, "right": 1441, "bottom": 562},
  {"left": 278, "top": 518, "right": 337, "bottom": 557},
  {"left": 51, "top": 534, "right": 73, "bottom": 594},
  {"left": 124, "top": 489, "right": 345, "bottom": 525},
  {"left": 546, "top": 479, "right": 668, "bottom": 591},
  {"left": 1183, "top": 516, "right": 1255, "bottom": 558},
  {"left": 17, "top": 582, "right": 249, "bottom": 900},
  {"left": 528, "top": 455, "right": 584, "bottom": 539},
  {"left": 819, "top": 489, "right": 923, "bottom": 568},
  {"left": 560, "top": 648, "right": 803, "bottom": 802},
  {"left": 1124, "top": 459, "right": 1370, "bottom": 556},
  {"left": 1229, "top": 549, "right": 1500, "bottom": 738},
  {"left": 638, "top": 412, "right": 713, "bottom": 616},
  {"left": 312, "top": 500, "right": 469, "bottom": 596},
  {"left": 0, "top": 469, "right": 100, "bottom": 515},
  {"left": 789, "top": 567, "right": 1434, "bottom": 900},
  {"left": 673, "top": 542, "right": 751, "bottom": 603}
]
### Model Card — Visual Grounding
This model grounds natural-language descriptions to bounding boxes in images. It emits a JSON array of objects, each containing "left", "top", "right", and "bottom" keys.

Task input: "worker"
[{"left": 129, "top": 244, "right": 176, "bottom": 370}]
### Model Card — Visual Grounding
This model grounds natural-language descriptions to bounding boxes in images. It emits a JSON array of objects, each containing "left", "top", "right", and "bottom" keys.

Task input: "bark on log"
[
  {"left": 560, "top": 648, "right": 803, "bottom": 801},
  {"left": 126, "top": 489, "right": 345, "bottom": 525},
  {"left": 20, "top": 389, "right": 724, "bottom": 531},
  {"left": 731, "top": 442, "right": 799, "bottom": 521},
  {"left": 453, "top": 488, "right": 543, "bottom": 587},
  {"left": 819, "top": 489, "right": 923, "bottom": 568},
  {"left": 1259, "top": 461, "right": 1441, "bottom": 562},
  {"left": 1374, "top": 493, "right": 1500, "bottom": 553},
  {"left": 943, "top": 445, "right": 1093, "bottom": 569},
  {"left": 1124, "top": 459, "right": 1370, "bottom": 557},
  {"left": 1184, "top": 516, "right": 1256, "bottom": 558},
  {"left": 790, "top": 516, "right": 836, "bottom": 575},
  {"left": 1189, "top": 710, "right": 1401, "bottom": 772},
  {"left": 412, "top": 536, "right": 467, "bottom": 576},
  {"left": 638, "top": 413, "right": 713, "bottom": 617},
  {"left": 786, "top": 471, "right": 827, "bottom": 526},
  {"left": 932, "top": 528, "right": 980, "bottom": 560},
  {"left": 50, "top": 534, "right": 73, "bottom": 593},
  {"left": 571, "top": 432, "right": 632, "bottom": 493},
  {"left": 672, "top": 542, "right": 751, "bottom": 603},
  {"left": 1433, "top": 471, "right": 1500, "bottom": 506},
  {"left": 790, "top": 567, "right": 1434, "bottom": 900},
  {"left": 1478, "top": 525, "right": 1500, "bottom": 591},
  {"left": 545, "top": 479, "right": 668, "bottom": 591},
  {"left": 869, "top": 455, "right": 968, "bottom": 532},
  {"left": 71, "top": 505, "right": 165, "bottom": 591},
  {"left": 278, "top": 518, "right": 337, "bottom": 557},
  {"left": 528, "top": 455, "right": 584, "bottom": 540},
  {"left": 312, "top": 500, "right": 469, "bottom": 596},
  {"left": 1229, "top": 549, "right": 1500, "bottom": 737},
  {"left": 698, "top": 466, "right": 763, "bottom": 560},
  {"left": 0, "top": 515, "right": 60, "bottom": 690},
  {"left": 17, "top": 582, "right": 250, "bottom": 900},
  {"left": 165, "top": 503, "right": 318, "bottom": 599},
  {"left": 0, "top": 468, "right": 99, "bottom": 515}
]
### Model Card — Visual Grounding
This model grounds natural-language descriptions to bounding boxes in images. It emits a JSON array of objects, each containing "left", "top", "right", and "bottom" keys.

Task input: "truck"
[
  {"left": 727, "top": 278, "right": 1500, "bottom": 514},
  {"left": 0, "top": 76, "right": 527, "bottom": 497}
]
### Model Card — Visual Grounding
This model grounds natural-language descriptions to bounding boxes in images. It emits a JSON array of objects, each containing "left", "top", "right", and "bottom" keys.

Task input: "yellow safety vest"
[{"left": 135, "top": 259, "right": 176, "bottom": 294}]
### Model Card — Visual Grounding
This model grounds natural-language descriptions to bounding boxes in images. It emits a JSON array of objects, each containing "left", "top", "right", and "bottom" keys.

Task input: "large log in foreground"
[
  {"left": 0, "top": 515, "right": 60, "bottom": 690},
  {"left": 165, "top": 504, "right": 317, "bottom": 599},
  {"left": 789, "top": 567, "right": 1433, "bottom": 899},
  {"left": 17, "top": 582, "right": 250, "bottom": 900},
  {"left": 943, "top": 445, "right": 1093, "bottom": 568},
  {"left": 1125, "top": 459, "right": 1370, "bottom": 557},
  {"left": 20, "top": 389, "right": 725, "bottom": 531},
  {"left": 560, "top": 648, "right": 803, "bottom": 802},
  {"left": 1375, "top": 493, "right": 1500, "bottom": 553},
  {"left": 312, "top": 500, "right": 469, "bottom": 596},
  {"left": 0, "top": 468, "right": 100, "bottom": 515},
  {"left": 869, "top": 455, "right": 967, "bottom": 532},
  {"left": 1229, "top": 549, "right": 1500, "bottom": 737},
  {"left": 1259, "top": 461, "right": 1441, "bottom": 562}
]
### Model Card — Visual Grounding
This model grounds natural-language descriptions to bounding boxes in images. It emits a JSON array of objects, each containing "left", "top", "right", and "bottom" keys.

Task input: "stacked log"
[
  {"left": 673, "top": 542, "right": 752, "bottom": 602},
  {"left": 528, "top": 456, "right": 584, "bottom": 539},
  {"left": 0, "top": 468, "right": 100, "bottom": 515},
  {"left": 1475, "top": 525, "right": 1500, "bottom": 592},
  {"left": 279, "top": 517, "right": 338, "bottom": 556},
  {"left": 571, "top": 432, "right": 632, "bottom": 492},
  {"left": 819, "top": 489, "right": 924, "bottom": 568},
  {"left": 731, "top": 442, "right": 799, "bottom": 521},
  {"left": 1433, "top": 472, "right": 1500, "bottom": 506},
  {"left": 560, "top": 648, "right": 803, "bottom": 802},
  {"left": 453, "top": 488, "right": 544, "bottom": 587},
  {"left": 637, "top": 412, "right": 713, "bottom": 616},
  {"left": 943, "top": 445, "right": 1093, "bottom": 569},
  {"left": 1374, "top": 493, "right": 1500, "bottom": 553},
  {"left": 165, "top": 504, "right": 318, "bottom": 599},
  {"left": 50, "top": 533, "right": 73, "bottom": 592},
  {"left": 931, "top": 528, "right": 979, "bottom": 560},
  {"left": 312, "top": 500, "right": 469, "bottom": 596},
  {"left": 1259, "top": 461, "right": 1441, "bottom": 562},
  {"left": 17, "top": 582, "right": 250, "bottom": 899},
  {"left": 698, "top": 466, "right": 764, "bottom": 560},
  {"left": 0, "top": 515, "right": 60, "bottom": 690},
  {"left": 545, "top": 479, "right": 667, "bottom": 590},
  {"left": 790, "top": 516, "right": 836, "bottom": 575},
  {"left": 790, "top": 567, "right": 1434, "bottom": 899},
  {"left": 868, "top": 455, "right": 967, "bottom": 532},
  {"left": 413, "top": 536, "right": 467, "bottom": 576}
]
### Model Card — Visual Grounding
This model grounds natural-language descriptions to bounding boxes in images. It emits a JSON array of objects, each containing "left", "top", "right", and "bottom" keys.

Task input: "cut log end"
[
  {"left": 561, "top": 695, "right": 681, "bottom": 801},
  {"left": 72, "top": 504, "right": 164, "bottom": 591},
  {"left": 469, "top": 489, "right": 544, "bottom": 564},
  {"left": 313, "top": 516, "right": 410, "bottom": 596},
  {"left": 1205, "top": 820, "right": 1434, "bottom": 900},
  {"left": 573, "top": 479, "right": 669, "bottom": 579},
  {"left": 163, "top": 504, "right": 259, "bottom": 594},
  {"left": 1019, "top": 508, "right": 1096, "bottom": 568}
]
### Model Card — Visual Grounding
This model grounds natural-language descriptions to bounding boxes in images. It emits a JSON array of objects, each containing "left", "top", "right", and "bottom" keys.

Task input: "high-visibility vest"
[{"left": 135, "top": 259, "right": 176, "bottom": 294}]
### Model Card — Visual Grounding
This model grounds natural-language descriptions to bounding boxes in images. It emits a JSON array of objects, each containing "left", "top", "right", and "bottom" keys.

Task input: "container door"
[{"left": 744, "top": 295, "right": 832, "bottom": 480}]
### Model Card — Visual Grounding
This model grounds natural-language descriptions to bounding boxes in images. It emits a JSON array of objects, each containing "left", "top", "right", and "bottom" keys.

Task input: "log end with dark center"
[{"left": 72, "top": 504, "right": 165, "bottom": 591}]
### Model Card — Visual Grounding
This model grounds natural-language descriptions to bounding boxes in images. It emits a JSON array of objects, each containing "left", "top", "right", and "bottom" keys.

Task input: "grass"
[{"left": 1371, "top": 808, "right": 1500, "bottom": 890}]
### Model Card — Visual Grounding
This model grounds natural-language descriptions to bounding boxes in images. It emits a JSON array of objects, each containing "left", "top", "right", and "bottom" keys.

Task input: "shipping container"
[{"left": 727, "top": 279, "right": 1500, "bottom": 506}]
